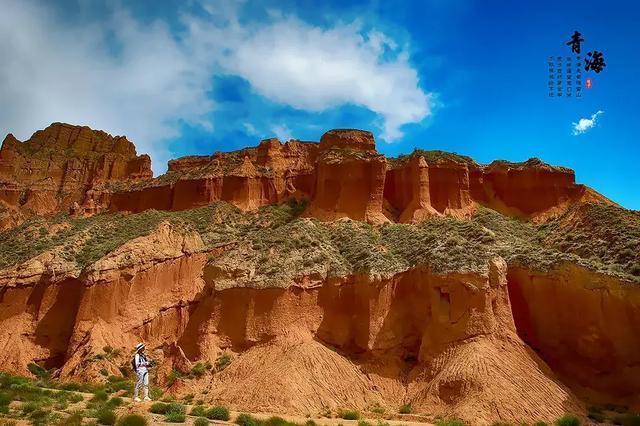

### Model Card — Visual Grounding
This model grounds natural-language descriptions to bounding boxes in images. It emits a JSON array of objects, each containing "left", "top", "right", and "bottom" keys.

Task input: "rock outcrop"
[
  {"left": 0, "top": 122, "right": 635, "bottom": 424},
  {"left": 106, "top": 130, "right": 598, "bottom": 224},
  {"left": 0, "top": 123, "right": 151, "bottom": 218},
  {"left": 305, "top": 130, "right": 389, "bottom": 224},
  {"left": 108, "top": 138, "right": 318, "bottom": 214},
  {"left": 470, "top": 159, "right": 592, "bottom": 219},
  {"left": 508, "top": 264, "right": 640, "bottom": 398},
  {"left": 0, "top": 222, "right": 599, "bottom": 424},
  {"left": 0, "top": 123, "right": 612, "bottom": 226}
]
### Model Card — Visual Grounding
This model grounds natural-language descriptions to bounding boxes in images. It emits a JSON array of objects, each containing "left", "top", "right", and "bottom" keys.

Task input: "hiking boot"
[
  {"left": 143, "top": 397, "right": 151, "bottom": 401},
  {"left": 134, "top": 397, "right": 141, "bottom": 402}
]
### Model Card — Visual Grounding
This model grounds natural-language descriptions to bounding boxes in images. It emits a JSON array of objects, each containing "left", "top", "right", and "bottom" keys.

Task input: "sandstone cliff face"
[
  {"left": 0, "top": 222, "right": 596, "bottom": 424},
  {"left": 0, "top": 123, "right": 634, "bottom": 424},
  {"left": 507, "top": 264, "right": 640, "bottom": 398},
  {"left": 0, "top": 123, "right": 610, "bottom": 226},
  {"left": 470, "top": 159, "right": 589, "bottom": 218},
  {"left": 305, "top": 130, "right": 389, "bottom": 224},
  {"left": 0, "top": 123, "right": 151, "bottom": 217},
  {"left": 384, "top": 153, "right": 601, "bottom": 223},
  {"left": 108, "top": 138, "right": 318, "bottom": 214}
]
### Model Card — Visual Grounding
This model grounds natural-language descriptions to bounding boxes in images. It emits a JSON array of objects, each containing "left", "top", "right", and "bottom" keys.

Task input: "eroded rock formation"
[
  {"left": 107, "top": 137, "right": 318, "bottom": 214},
  {"left": 305, "top": 130, "right": 389, "bottom": 224},
  {"left": 0, "top": 123, "right": 151, "bottom": 220},
  {"left": 0, "top": 123, "right": 611, "bottom": 226},
  {"left": 0, "top": 123, "right": 635, "bottom": 424},
  {"left": 508, "top": 264, "right": 640, "bottom": 399},
  {"left": 0, "top": 220, "right": 605, "bottom": 424}
]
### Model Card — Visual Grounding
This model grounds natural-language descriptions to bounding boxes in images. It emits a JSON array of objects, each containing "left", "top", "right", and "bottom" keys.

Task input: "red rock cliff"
[
  {"left": 0, "top": 123, "right": 151, "bottom": 216},
  {"left": 109, "top": 138, "right": 318, "bottom": 213},
  {"left": 470, "top": 159, "right": 590, "bottom": 218},
  {"left": 305, "top": 129, "right": 389, "bottom": 224},
  {"left": 0, "top": 123, "right": 613, "bottom": 226}
]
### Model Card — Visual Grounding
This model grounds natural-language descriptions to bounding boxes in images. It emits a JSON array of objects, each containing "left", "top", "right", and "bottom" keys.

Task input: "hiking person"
[{"left": 132, "top": 342, "right": 151, "bottom": 402}]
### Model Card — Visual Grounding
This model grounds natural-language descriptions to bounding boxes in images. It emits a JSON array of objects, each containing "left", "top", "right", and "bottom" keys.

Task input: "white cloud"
[
  {"left": 186, "top": 9, "right": 430, "bottom": 141},
  {"left": 243, "top": 122, "right": 259, "bottom": 135},
  {"left": 0, "top": 1, "right": 214, "bottom": 173},
  {"left": 0, "top": 0, "right": 432, "bottom": 173},
  {"left": 572, "top": 110, "right": 604, "bottom": 135},
  {"left": 270, "top": 124, "right": 293, "bottom": 141}
]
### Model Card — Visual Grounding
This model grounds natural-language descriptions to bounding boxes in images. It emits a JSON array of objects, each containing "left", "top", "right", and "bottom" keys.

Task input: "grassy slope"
[{"left": 0, "top": 201, "right": 638, "bottom": 285}]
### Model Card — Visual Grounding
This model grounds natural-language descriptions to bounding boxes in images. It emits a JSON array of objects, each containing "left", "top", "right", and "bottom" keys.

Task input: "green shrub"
[
  {"left": 435, "top": 420, "right": 466, "bottom": 426},
  {"left": 29, "top": 408, "right": 52, "bottom": 426},
  {"left": 206, "top": 406, "right": 230, "bottom": 421},
  {"left": 92, "top": 389, "right": 109, "bottom": 402},
  {"left": 106, "top": 376, "right": 131, "bottom": 393},
  {"left": 358, "top": 422, "right": 372, "bottom": 426},
  {"left": 26, "top": 363, "right": 51, "bottom": 380},
  {"left": 265, "top": 417, "right": 296, "bottom": 426},
  {"left": 166, "top": 369, "right": 184, "bottom": 387},
  {"left": 164, "top": 411, "right": 186, "bottom": 423},
  {"left": 54, "top": 400, "right": 69, "bottom": 410},
  {"left": 235, "top": 413, "right": 263, "bottom": 426},
  {"left": 116, "top": 414, "right": 148, "bottom": 426},
  {"left": 166, "top": 402, "right": 186, "bottom": 415},
  {"left": 191, "top": 405, "right": 208, "bottom": 417},
  {"left": 107, "top": 396, "right": 123, "bottom": 408},
  {"left": 149, "top": 385, "right": 163, "bottom": 400},
  {"left": 533, "top": 422, "right": 549, "bottom": 426},
  {"left": 0, "top": 393, "right": 11, "bottom": 406},
  {"left": 338, "top": 409, "right": 360, "bottom": 420},
  {"left": 59, "top": 411, "right": 83, "bottom": 426},
  {"left": 149, "top": 402, "right": 170, "bottom": 414},
  {"left": 399, "top": 403, "right": 412, "bottom": 414},
  {"left": 69, "top": 392, "right": 84, "bottom": 403},
  {"left": 215, "top": 353, "right": 232, "bottom": 371},
  {"left": 194, "top": 418, "right": 210, "bottom": 426},
  {"left": 555, "top": 415, "right": 580, "bottom": 426},
  {"left": 22, "top": 401, "right": 39, "bottom": 414},
  {"left": 97, "top": 409, "right": 117, "bottom": 425},
  {"left": 190, "top": 363, "right": 207, "bottom": 378},
  {"left": 368, "top": 403, "right": 384, "bottom": 414}
]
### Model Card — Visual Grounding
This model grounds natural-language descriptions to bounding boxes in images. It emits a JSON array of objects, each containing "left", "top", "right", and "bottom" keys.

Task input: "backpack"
[{"left": 131, "top": 353, "right": 146, "bottom": 371}]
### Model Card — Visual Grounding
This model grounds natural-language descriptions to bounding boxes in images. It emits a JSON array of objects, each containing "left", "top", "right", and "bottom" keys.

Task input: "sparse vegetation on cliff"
[
  {"left": 389, "top": 149, "right": 477, "bottom": 168},
  {"left": 1, "top": 199, "right": 638, "bottom": 283},
  {"left": 540, "top": 202, "right": 640, "bottom": 278}
]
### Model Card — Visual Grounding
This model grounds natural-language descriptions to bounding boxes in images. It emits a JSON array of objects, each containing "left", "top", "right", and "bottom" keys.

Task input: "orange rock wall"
[
  {"left": 0, "top": 123, "right": 151, "bottom": 215},
  {"left": 306, "top": 156, "right": 388, "bottom": 224},
  {"left": 0, "top": 123, "right": 607, "bottom": 225},
  {"left": 471, "top": 164, "right": 584, "bottom": 217},
  {"left": 0, "top": 249, "right": 591, "bottom": 424},
  {"left": 383, "top": 156, "right": 438, "bottom": 222},
  {"left": 507, "top": 265, "right": 640, "bottom": 397},
  {"left": 426, "top": 163, "right": 473, "bottom": 214}
]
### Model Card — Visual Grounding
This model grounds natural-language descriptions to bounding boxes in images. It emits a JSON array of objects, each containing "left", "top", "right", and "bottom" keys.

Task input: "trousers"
[{"left": 134, "top": 369, "right": 149, "bottom": 399}]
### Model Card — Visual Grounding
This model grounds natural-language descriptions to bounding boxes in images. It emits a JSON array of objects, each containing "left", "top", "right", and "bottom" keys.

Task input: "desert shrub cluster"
[{"left": 1, "top": 199, "right": 639, "bottom": 289}]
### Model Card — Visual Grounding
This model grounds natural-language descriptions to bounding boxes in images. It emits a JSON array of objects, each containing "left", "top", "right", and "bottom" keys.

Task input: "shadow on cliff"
[{"left": 29, "top": 278, "right": 84, "bottom": 368}]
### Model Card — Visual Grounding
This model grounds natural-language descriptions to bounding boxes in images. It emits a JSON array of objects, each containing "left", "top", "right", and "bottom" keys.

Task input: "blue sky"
[{"left": 1, "top": 0, "right": 639, "bottom": 209}]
